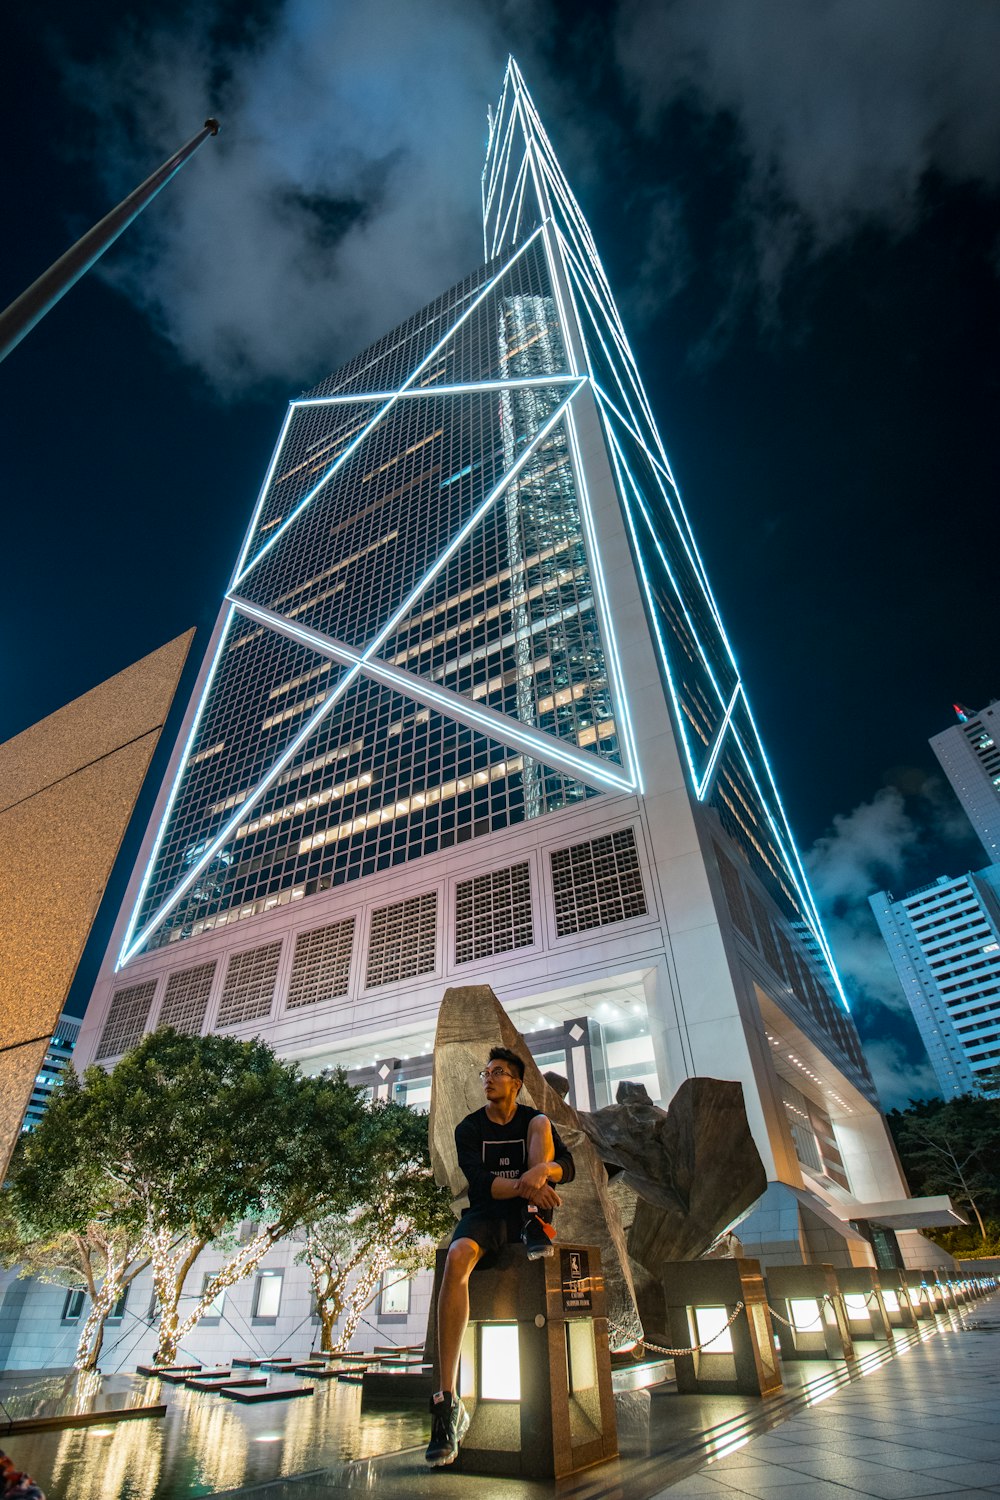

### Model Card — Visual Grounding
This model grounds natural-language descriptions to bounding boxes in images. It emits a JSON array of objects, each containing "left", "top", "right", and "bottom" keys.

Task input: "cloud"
[
  {"left": 857, "top": 1031, "right": 939, "bottom": 1112},
  {"left": 613, "top": 0, "right": 1000, "bottom": 328},
  {"left": 807, "top": 774, "right": 980, "bottom": 1017},
  {"left": 58, "top": 0, "right": 519, "bottom": 395}
]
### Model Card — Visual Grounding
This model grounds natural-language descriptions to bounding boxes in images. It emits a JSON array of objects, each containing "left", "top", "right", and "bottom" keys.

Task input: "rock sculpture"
[{"left": 428, "top": 985, "right": 767, "bottom": 1350}]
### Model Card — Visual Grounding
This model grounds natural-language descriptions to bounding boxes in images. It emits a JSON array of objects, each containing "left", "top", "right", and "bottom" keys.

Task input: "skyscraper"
[
  {"left": 871, "top": 870, "right": 1000, "bottom": 1099},
  {"left": 71, "top": 62, "right": 931, "bottom": 1336},
  {"left": 930, "top": 702, "right": 1000, "bottom": 865}
]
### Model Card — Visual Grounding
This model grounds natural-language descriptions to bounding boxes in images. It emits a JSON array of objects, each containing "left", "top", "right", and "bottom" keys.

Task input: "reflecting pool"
[{"left": 1, "top": 1373, "right": 425, "bottom": 1500}]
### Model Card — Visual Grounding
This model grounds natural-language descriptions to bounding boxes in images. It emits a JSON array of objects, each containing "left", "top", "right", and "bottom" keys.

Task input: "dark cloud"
[
  {"left": 58, "top": 0, "right": 522, "bottom": 395},
  {"left": 613, "top": 0, "right": 1000, "bottom": 330}
]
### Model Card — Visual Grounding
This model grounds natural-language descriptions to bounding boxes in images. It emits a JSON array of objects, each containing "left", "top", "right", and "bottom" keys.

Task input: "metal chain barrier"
[{"left": 639, "top": 1300, "right": 745, "bottom": 1357}]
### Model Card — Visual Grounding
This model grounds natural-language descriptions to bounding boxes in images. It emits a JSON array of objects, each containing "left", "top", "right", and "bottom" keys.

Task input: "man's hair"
[{"left": 487, "top": 1045, "right": 525, "bottom": 1082}]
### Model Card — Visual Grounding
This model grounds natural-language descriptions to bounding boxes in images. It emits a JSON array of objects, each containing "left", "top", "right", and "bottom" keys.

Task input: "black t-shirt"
[{"left": 454, "top": 1103, "right": 575, "bottom": 1219}]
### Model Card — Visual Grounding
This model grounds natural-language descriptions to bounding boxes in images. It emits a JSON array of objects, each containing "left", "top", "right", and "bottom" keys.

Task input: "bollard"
[
  {"left": 765, "top": 1264, "right": 854, "bottom": 1362},
  {"left": 873, "top": 1269, "right": 918, "bottom": 1330},
  {"left": 660, "top": 1259, "right": 782, "bottom": 1397},
  {"left": 901, "top": 1270, "right": 936, "bottom": 1321},
  {"left": 427, "top": 1242, "right": 617, "bottom": 1479},
  {"left": 836, "top": 1269, "right": 894, "bottom": 1344}
]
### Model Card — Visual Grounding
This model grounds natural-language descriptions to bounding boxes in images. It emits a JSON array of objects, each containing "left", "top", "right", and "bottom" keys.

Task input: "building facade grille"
[
  {"left": 217, "top": 942, "right": 282, "bottom": 1027},
  {"left": 95, "top": 981, "right": 157, "bottom": 1060},
  {"left": 159, "top": 961, "right": 216, "bottom": 1035},
  {"left": 455, "top": 861, "right": 533, "bottom": 964},
  {"left": 287, "top": 918, "right": 355, "bottom": 1009},
  {"left": 365, "top": 892, "right": 437, "bottom": 988},
  {"left": 551, "top": 828, "right": 646, "bottom": 938}
]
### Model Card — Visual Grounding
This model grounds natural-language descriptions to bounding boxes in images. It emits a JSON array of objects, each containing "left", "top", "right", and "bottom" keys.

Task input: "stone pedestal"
[
  {"left": 428, "top": 1243, "right": 618, "bottom": 1479},
  {"left": 765, "top": 1264, "right": 854, "bottom": 1362},
  {"left": 836, "top": 1268, "right": 894, "bottom": 1343},
  {"left": 661, "top": 1259, "right": 782, "bottom": 1397}
]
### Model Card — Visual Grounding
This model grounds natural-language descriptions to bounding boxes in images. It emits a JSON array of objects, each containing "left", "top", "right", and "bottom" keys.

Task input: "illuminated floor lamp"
[
  {"left": 661, "top": 1260, "right": 782, "bottom": 1397},
  {"left": 836, "top": 1269, "right": 894, "bottom": 1344},
  {"left": 429, "top": 1243, "right": 618, "bottom": 1479},
  {"left": 765, "top": 1265, "right": 854, "bottom": 1362}
]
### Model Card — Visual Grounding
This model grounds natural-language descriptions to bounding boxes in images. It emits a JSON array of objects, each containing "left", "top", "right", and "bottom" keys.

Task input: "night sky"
[{"left": 3, "top": 1, "right": 998, "bottom": 1105}]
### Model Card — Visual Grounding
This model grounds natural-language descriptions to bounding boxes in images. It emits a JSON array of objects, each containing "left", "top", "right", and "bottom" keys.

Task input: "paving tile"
[
  {"left": 760, "top": 1454, "right": 964, "bottom": 1497},
  {"left": 698, "top": 1476, "right": 880, "bottom": 1499},
  {"left": 653, "top": 1476, "right": 737, "bottom": 1497},
  {"left": 921, "top": 1462, "right": 1000, "bottom": 1489}
]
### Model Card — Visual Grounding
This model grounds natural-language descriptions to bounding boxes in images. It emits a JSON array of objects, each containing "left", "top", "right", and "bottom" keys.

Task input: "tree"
[
  {"left": 3, "top": 1073, "right": 152, "bottom": 1371},
  {"left": 887, "top": 1093, "right": 1000, "bottom": 1247},
  {"left": 10, "top": 1029, "right": 371, "bottom": 1366},
  {"left": 300, "top": 1100, "right": 452, "bottom": 1354}
]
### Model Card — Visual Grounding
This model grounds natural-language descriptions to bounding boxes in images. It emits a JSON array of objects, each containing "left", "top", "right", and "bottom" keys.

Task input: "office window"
[
  {"left": 107, "top": 1286, "right": 130, "bottom": 1323},
  {"left": 62, "top": 1287, "right": 86, "bottom": 1322},
  {"left": 253, "top": 1269, "right": 283, "bottom": 1320},
  {"left": 201, "top": 1273, "right": 226, "bottom": 1322},
  {"left": 380, "top": 1270, "right": 411, "bottom": 1316}
]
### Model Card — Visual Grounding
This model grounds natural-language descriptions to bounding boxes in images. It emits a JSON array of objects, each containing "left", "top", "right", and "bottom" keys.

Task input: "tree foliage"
[
  {"left": 9, "top": 1029, "right": 371, "bottom": 1366},
  {"left": 887, "top": 1093, "right": 1000, "bottom": 1248},
  {"left": 300, "top": 1098, "right": 452, "bottom": 1353}
]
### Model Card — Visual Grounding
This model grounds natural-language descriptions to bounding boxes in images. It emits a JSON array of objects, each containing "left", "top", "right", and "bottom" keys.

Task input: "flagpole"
[{"left": 0, "top": 118, "right": 220, "bottom": 365}]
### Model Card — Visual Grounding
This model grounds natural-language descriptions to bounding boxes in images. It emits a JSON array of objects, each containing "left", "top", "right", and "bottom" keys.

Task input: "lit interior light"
[
  {"left": 480, "top": 1323, "right": 521, "bottom": 1400},
  {"left": 881, "top": 1290, "right": 900, "bottom": 1313},
  {"left": 254, "top": 1434, "right": 283, "bottom": 1444},
  {"left": 87, "top": 1428, "right": 116, "bottom": 1438},
  {"left": 844, "top": 1294, "right": 870, "bottom": 1321},
  {"left": 789, "top": 1299, "right": 822, "bottom": 1333},
  {"left": 693, "top": 1306, "right": 734, "bottom": 1355}
]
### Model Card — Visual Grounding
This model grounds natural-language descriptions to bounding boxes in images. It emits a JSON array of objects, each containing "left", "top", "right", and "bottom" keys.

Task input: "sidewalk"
[{"left": 656, "top": 1291, "right": 1000, "bottom": 1499}]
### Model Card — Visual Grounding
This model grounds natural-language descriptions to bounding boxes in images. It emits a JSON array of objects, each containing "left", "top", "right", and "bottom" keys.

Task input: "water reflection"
[{"left": 3, "top": 1375, "right": 426, "bottom": 1500}]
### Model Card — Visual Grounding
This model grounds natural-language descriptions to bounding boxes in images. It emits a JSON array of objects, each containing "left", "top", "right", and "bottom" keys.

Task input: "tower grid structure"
[{"left": 60, "top": 61, "right": 939, "bottom": 1367}]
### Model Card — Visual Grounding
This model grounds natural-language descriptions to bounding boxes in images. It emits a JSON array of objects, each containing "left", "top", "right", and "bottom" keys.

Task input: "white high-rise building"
[
  {"left": 931, "top": 702, "right": 1000, "bottom": 865},
  {"left": 3, "top": 63, "right": 942, "bottom": 1372},
  {"left": 870, "top": 870, "right": 1000, "bottom": 1099}
]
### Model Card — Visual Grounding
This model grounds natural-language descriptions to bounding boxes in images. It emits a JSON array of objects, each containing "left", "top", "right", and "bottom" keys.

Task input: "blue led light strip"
[
  {"left": 234, "top": 225, "right": 546, "bottom": 588},
  {"left": 696, "top": 683, "right": 742, "bottom": 802},
  {"left": 121, "top": 380, "right": 588, "bottom": 961},
  {"left": 293, "top": 375, "right": 580, "bottom": 406},
  {"left": 115, "top": 604, "right": 238, "bottom": 969},
  {"left": 229, "top": 599, "right": 634, "bottom": 795}
]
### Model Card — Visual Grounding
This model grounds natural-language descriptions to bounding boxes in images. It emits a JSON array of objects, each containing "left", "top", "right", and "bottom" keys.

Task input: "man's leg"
[
  {"left": 437, "top": 1236, "right": 483, "bottom": 1396},
  {"left": 426, "top": 1236, "right": 482, "bottom": 1466}
]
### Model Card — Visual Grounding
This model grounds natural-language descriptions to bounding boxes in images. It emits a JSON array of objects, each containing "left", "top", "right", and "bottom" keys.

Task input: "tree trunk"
[{"left": 75, "top": 1295, "right": 109, "bottom": 1372}]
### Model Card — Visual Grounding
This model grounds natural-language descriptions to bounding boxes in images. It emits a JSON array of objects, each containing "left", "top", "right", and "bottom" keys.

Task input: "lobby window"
[
  {"left": 107, "top": 1286, "right": 130, "bottom": 1323},
  {"left": 201, "top": 1274, "right": 226, "bottom": 1324},
  {"left": 253, "top": 1269, "right": 283, "bottom": 1321},
  {"left": 61, "top": 1287, "right": 86, "bottom": 1322},
  {"left": 380, "top": 1270, "right": 410, "bottom": 1317}
]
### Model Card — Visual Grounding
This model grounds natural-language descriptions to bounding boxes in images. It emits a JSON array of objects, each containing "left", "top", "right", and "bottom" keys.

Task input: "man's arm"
[{"left": 455, "top": 1116, "right": 496, "bottom": 1210}]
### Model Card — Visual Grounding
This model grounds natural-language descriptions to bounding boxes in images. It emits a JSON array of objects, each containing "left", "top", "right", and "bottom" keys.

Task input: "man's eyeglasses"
[{"left": 479, "top": 1067, "right": 515, "bottom": 1081}]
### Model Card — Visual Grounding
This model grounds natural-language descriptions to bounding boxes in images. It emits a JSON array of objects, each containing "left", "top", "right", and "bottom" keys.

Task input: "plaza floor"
[
  {"left": 3, "top": 1292, "right": 997, "bottom": 1499},
  {"left": 202, "top": 1291, "right": 1000, "bottom": 1500}
]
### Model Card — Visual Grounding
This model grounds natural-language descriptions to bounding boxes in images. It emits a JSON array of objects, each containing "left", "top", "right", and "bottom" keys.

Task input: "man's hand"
[
  {"left": 517, "top": 1162, "right": 561, "bottom": 1209},
  {"left": 523, "top": 1181, "right": 562, "bottom": 1210}
]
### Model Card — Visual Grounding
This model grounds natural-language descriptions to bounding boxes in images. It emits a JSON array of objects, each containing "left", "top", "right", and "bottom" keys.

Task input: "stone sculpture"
[{"left": 428, "top": 985, "right": 767, "bottom": 1350}]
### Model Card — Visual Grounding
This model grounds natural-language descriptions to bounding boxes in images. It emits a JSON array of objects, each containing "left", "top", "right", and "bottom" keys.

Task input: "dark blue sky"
[{"left": 3, "top": 0, "right": 998, "bottom": 1102}]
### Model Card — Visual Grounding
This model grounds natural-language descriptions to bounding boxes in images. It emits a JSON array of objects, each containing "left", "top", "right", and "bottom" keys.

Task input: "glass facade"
[
  {"left": 117, "top": 59, "right": 866, "bottom": 1106},
  {"left": 127, "top": 234, "right": 623, "bottom": 955}
]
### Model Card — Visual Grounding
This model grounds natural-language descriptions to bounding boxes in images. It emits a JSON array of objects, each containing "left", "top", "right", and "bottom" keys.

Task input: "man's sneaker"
[
  {"left": 425, "top": 1390, "right": 470, "bottom": 1466},
  {"left": 521, "top": 1214, "right": 557, "bottom": 1260}
]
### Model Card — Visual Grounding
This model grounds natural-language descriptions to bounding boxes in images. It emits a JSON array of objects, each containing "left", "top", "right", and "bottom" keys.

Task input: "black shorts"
[{"left": 451, "top": 1209, "right": 522, "bottom": 1256}]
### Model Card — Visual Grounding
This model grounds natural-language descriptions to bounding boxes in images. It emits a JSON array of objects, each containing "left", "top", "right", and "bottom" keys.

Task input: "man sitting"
[{"left": 425, "top": 1046, "right": 575, "bottom": 1467}]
